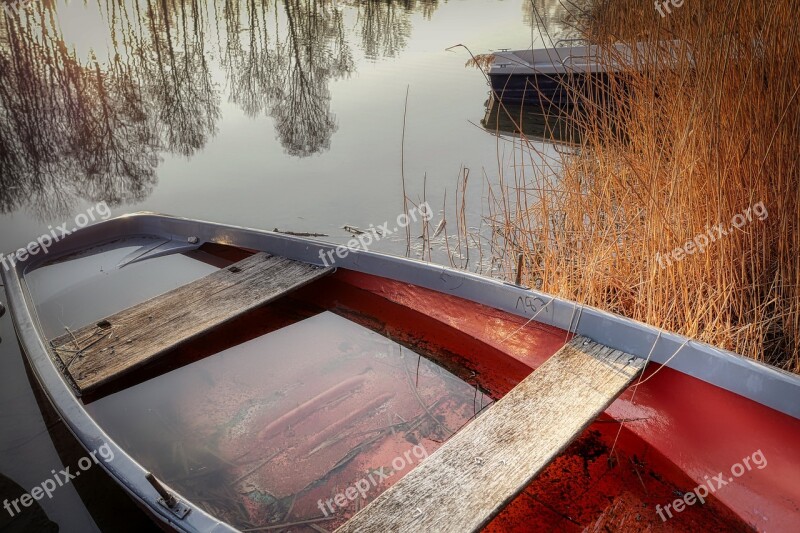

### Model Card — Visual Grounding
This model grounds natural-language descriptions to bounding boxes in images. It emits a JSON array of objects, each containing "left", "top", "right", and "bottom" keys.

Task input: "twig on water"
[
  {"left": 232, "top": 449, "right": 283, "bottom": 486},
  {"left": 401, "top": 84, "right": 411, "bottom": 256},
  {"left": 401, "top": 350, "right": 454, "bottom": 438},
  {"left": 273, "top": 229, "right": 328, "bottom": 237}
]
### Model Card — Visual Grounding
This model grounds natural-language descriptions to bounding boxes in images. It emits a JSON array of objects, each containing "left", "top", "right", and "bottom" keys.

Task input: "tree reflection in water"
[
  {"left": 223, "top": 0, "right": 353, "bottom": 157},
  {"left": 0, "top": 0, "right": 442, "bottom": 216},
  {"left": 357, "top": 0, "right": 438, "bottom": 60},
  {"left": 0, "top": 7, "right": 158, "bottom": 217},
  {"left": 524, "top": 0, "right": 589, "bottom": 43}
]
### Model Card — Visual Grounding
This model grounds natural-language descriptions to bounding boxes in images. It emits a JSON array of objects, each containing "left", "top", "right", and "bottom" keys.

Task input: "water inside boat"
[
  {"left": 27, "top": 238, "right": 493, "bottom": 530},
  {"left": 87, "top": 311, "right": 488, "bottom": 529}
]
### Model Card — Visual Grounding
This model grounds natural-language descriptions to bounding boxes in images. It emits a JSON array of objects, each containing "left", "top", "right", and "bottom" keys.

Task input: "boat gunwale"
[
  {"left": 2, "top": 211, "right": 799, "bottom": 532},
  {"left": 1, "top": 238, "right": 239, "bottom": 532},
  {"left": 7, "top": 211, "right": 800, "bottom": 415},
  {"left": 488, "top": 40, "right": 690, "bottom": 76}
]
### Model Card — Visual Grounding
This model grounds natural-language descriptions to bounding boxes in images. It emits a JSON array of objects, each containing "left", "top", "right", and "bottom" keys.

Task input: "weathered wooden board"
[
  {"left": 336, "top": 335, "right": 646, "bottom": 533},
  {"left": 51, "top": 252, "right": 332, "bottom": 393}
]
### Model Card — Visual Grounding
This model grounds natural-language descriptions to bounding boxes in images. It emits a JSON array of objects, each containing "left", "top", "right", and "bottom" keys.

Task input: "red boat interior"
[{"left": 28, "top": 241, "right": 755, "bottom": 531}]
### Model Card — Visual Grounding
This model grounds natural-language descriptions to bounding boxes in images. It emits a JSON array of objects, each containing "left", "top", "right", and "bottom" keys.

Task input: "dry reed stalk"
[{"left": 482, "top": 0, "right": 800, "bottom": 372}]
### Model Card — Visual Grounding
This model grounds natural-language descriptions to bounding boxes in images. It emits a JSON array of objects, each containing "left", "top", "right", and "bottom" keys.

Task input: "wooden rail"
[
  {"left": 336, "top": 335, "right": 645, "bottom": 533},
  {"left": 50, "top": 252, "right": 331, "bottom": 393}
]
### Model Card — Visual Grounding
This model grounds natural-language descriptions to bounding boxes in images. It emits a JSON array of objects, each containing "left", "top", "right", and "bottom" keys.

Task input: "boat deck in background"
[{"left": 488, "top": 40, "right": 688, "bottom": 105}]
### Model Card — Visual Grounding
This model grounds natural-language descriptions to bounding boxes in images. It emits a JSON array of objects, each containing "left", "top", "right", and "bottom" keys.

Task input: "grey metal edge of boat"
[
  {"left": 1, "top": 211, "right": 799, "bottom": 532},
  {"left": 490, "top": 40, "right": 690, "bottom": 76},
  {"left": 0, "top": 235, "right": 239, "bottom": 533}
]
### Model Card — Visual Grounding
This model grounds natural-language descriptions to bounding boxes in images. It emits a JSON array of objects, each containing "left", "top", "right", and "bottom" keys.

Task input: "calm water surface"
[{"left": 0, "top": 0, "right": 583, "bottom": 529}]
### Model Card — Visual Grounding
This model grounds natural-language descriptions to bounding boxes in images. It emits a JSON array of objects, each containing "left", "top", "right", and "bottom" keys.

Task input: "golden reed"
[{"left": 485, "top": 0, "right": 800, "bottom": 372}]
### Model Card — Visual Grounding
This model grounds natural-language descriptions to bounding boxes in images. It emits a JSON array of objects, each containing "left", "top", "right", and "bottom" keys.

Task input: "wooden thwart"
[
  {"left": 50, "top": 252, "right": 332, "bottom": 393},
  {"left": 336, "top": 336, "right": 646, "bottom": 533}
]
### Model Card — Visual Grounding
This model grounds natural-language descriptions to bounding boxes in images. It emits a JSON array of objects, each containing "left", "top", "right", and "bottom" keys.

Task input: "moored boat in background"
[{"left": 488, "top": 40, "right": 686, "bottom": 106}]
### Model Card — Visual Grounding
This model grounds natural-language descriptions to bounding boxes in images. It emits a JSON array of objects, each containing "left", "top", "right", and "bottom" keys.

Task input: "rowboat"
[
  {"left": 1, "top": 212, "right": 797, "bottom": 532},
  {"left": 488, "top": 40, "right": 687, "bottom": 106}
]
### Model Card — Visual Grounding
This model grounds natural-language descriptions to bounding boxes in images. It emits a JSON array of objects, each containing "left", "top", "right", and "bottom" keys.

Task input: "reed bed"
[{"left": 484, "top": 0, "right": 800, "bottom": 372}]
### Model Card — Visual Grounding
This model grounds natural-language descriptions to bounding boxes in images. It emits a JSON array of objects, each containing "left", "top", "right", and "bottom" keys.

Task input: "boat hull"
[
  {"left": 488, "top": 72, "right": 612, "bottom": 107},
  {"left": 2, "top": 212, "right": 798, "bottom": 531}
]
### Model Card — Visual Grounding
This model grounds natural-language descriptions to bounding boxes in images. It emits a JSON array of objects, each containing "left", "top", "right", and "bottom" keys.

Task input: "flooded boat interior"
[
  {"left": 27, "top": 238, "right": 509, "bottom": 529},
  {"left": 24, "top": 236, "right": 752, "bottom": 531}
]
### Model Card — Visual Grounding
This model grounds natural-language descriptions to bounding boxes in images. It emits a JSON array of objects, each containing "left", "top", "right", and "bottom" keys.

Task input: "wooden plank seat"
[
  {"left": 50, "top": 252, "right": 332, "bottom": 393},
  {"left": 336, "top": 336, "right": 646, "bottom": 533}
]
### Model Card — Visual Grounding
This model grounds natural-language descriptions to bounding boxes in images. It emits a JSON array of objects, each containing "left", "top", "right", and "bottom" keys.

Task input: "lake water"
[{"left": 0, "top": 0, "right": 583, "bottom": 529}]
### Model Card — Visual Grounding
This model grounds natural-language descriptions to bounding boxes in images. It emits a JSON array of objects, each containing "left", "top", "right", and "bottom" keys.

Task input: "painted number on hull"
[{"left": 516, "top": 296, "right": 547, "bottom": 315}]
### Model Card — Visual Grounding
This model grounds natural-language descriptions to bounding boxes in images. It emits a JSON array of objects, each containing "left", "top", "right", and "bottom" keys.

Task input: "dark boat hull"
[{"left": 489, "top": 72, "right": 615, "bottom": 107}]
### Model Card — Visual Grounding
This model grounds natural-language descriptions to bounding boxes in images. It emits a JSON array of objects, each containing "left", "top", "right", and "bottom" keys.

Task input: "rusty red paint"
[
  {"left": 321, "top": 269, "right": 798, "bottom": 531},
  {"left": 138, "top": 245, "right": 796, "bottom": 530}
]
